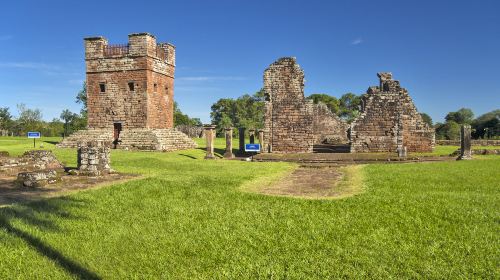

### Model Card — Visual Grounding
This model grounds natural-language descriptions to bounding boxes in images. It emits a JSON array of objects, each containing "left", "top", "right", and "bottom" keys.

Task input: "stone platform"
[
  {"left": 57, "top": 128, "right": 197, "bottom": 151},
  {"left": 253, "top": 152, "right": 455, "bottom": 164}
]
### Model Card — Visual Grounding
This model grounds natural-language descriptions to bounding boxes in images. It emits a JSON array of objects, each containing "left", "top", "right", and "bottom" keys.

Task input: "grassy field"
[{"left": 0, "top": 136, "right": 499, "bottom": 278}]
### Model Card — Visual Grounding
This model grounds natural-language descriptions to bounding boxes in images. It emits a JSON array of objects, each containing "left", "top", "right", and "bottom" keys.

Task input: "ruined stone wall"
[
  {"left": 85, "top": 33, "right": 175, "bottom": 129},
  {"left": 312, "top": 102, "right": 349, "bottom": 144},
  {"left": 350, "top": 73, "right": 435, "bottom": 153},
  {"left": 263, "top": 57, "right": 314, "bottom": 153},
  {"left": 77, "top": 141, "right": 112, "bottom": 176}
]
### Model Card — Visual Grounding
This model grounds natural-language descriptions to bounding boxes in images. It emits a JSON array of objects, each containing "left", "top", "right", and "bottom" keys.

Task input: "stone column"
[
  {"left": 458, "top": 124, "right": 472, "bottom": 160},
  {"left": 238, "top": 127, "right": 246, "bottom": 153},
  {"left": 258, "top": 130, "right": 265, "bottom": 153},
  {"left": 249, "top": 129, "right": 255, "bottom": 144},
  {"left": 224, "top": 127, "right": 235, "bottom": 159},
  {"left": 204, "top": 125, "right": 217, "bottom": 159}
]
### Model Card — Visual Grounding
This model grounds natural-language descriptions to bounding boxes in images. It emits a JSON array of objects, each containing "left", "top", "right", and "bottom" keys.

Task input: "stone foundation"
[
  {"left": 17, "top": 170, "right": 61, "bottom": 188},
  {"left": 1, "top": 150, "right": 63, "bottom": 175}
]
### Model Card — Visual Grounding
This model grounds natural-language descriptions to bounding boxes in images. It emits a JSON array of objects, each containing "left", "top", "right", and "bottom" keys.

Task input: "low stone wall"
[
  {"left": 176, "top": 125, "right": 204, "bottom": 138},
  {"left": 312, "top": 103, "right": 349, "bottom": 144},
  {"left": 21, "top": 150, "right": 64, "bottom": 170},
  {"left": 17, "top": 170, "right": 61, "bottom": 188},
  {"left": 436, "top": 140, "right": 500, "bottom": 146},
  {"left": 0, "top": 150, "right": 63, "bottom": 175},
  {"left": 77, "top": 141, "right": 112, "bottom": 176}
]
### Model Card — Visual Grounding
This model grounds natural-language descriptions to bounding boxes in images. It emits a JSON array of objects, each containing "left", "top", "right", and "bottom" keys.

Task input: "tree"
[
  {"left": 307, "top": 94, "right": 340, "bottom": 114},
  {"left": 60, "top": 109, "right": 77, "bottom": 137},
  {"left": 76, "top": 81, "right": 87, "bottom": 115},
  {"left": 210, "top": 90, "right": 264, "bottom": 135},
  {"left": 15, "top": 104, "right": 43, "bottom": 135},
  {"left": 339, "top": 93, "right": 361, "bottom": 122},
  {"left": 0, "top": 107, "right": 13, "bottom": 134},
  {"left": 445, "top": 108, "right": 474, "bottom": 124},
  {"left": 174, "top": 102, "right": 202, "bottom": 127},
  {"left": 435, "top": 121, "right": 460, "bottom": 140},
  {"left": 420, "top": 113, "right": 433, "bottom": 126},
  {"left": 471, "top": 109, "right": 499, "bottom": 139}
]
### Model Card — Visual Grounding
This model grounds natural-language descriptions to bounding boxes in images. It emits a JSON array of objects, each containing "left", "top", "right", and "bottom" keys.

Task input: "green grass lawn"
[
  {"left": 0, "top": 137, "right": 499, "bottom": 278},
  {"left": 413, "top": 145, "right": 499, "bottom": 157}
]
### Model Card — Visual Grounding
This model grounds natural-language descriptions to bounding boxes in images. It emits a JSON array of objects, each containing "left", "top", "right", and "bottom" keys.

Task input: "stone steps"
[
  {"left": 56, "top": 129, "right": 113, "bottom": 148},
  {"left": 56, "top": 128, "right": 197, "bottom": 151}
]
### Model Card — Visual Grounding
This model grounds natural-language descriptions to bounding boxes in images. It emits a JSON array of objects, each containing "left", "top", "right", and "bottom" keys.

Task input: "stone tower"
[
  {"left": 85, "top": 33, "right": 175, "bottom": 130},
  {"left": 57, "top": 33, "right": 196, "bottom": 151}
]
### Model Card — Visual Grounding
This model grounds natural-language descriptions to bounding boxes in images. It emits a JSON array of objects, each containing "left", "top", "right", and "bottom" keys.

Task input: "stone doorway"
[{"left": 113, "top": 122, "right": 122, "bottom": 148}]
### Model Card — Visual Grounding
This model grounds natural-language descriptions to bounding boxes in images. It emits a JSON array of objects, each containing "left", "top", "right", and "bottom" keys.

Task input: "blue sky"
[{"left": 0, "top": 0, "right": 499, "bottom": 124}]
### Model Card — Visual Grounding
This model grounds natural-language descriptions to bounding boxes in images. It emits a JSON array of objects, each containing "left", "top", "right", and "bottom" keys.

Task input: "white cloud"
[
  {"left": 0, "top": 35, "right": 12, "bottom": 41},
  {"left": 351, "top": 38, "right": 363, "bottom": 45}
]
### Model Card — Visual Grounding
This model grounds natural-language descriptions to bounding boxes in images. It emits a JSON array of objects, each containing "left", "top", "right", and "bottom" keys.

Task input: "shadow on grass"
[
  {"left": 195, "top": 147, "right": 224, "bottom": 158},
  {"left": 43, "top": 141, "right": 60, "bottom": 145},
  {"left": 178, "top": 154, "right": 197, "bottom": 160},
  {"left": 0, "top": 197, "right": 101, "bottom": 280}
]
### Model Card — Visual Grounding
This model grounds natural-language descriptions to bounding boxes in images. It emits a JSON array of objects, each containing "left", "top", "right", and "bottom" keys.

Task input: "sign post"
[
  {"left": 244, "top": 143, "right": 261, "bottom": 161},
  {"left": 27, "top": 132, "right": 41, "bottom": 148}
]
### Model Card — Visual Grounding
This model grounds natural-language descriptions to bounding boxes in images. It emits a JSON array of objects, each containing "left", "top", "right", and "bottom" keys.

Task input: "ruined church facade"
[
  {"left": 263, "top": 57, "right": 348, "bottom": 153},
  {"left": 262, "top": 58, "right": 434, "bottom": 154}
]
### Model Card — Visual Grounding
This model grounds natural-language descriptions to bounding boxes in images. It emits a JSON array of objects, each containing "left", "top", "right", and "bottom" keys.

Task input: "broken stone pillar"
[
  {"left": 224, "top": 127, "right": 235, "bottom": 159},
  {"left": 458, "top": 125, "right": 472, "bottom": 160},
  {"left": 204, "top": 125, "right": 217, "bottom": 159},
  {"left": 249, "top": 129, "right": 255, "bottom": 144},
  {"left": 77, "top": 141, "right": 112, "bottom": 176},
  {"left": 238, "top": 127, "right": 246, "bottom": 153},
  {"left": 397, "top": 146, "right": 407, "bottom": 158},
  {"left": 258, "top": 130, "right": 265, "bottom": 153}
]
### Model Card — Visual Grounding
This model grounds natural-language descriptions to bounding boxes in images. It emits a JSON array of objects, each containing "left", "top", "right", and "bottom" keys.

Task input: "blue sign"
[
  {"left": 245, "top": 143, "right": 261, "bottom": 152},
  {"left": 27, "top": 132, "right": 41, "bottom": 138}
]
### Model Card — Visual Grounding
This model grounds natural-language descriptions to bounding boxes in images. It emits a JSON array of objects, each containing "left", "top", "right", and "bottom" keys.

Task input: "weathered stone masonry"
[
  {"left": 263, "top": 58, "right": 315, "bottom": 153},
  {"left": 263, "top": 57, "right": 349, "bottom": 153},
  {"left": 57, "top": 33, "right": 196, "bottom": 151},
  {"left": 85, "top": 33, "right": 175, "bottom": 129},
  {"left": 313, "top": 102, "right": 349, "bottom": 144},
  {"left": 350, "top": 73, "right": 435, "bottom": 153}
]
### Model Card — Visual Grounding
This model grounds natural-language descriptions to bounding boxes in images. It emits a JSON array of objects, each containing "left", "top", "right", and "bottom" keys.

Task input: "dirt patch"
[
  {"left": 242, "top": 164, "right": 365, "bottom": 199},
  {"left": 0, "top": 173, "right": 139, "bottom": 207}
]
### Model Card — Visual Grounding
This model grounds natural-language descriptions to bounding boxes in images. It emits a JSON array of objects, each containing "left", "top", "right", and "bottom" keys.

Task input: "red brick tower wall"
[{"left": 84, "top": 33, "right": 175, "bottom": 129}]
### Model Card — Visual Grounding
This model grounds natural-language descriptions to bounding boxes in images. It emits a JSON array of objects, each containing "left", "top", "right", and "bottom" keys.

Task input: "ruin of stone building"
[
  {"left": 57, "top": 33, "right": 196, "bottom": 151},
  {"left": 349, "top": 73, "right": 435, "bottom": 153},
  {"left": 263, "top": 57, "right": 315, "bottom": 153},
  {"left": 263, "top": 57, "right": 348, "bottom": 153}
]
